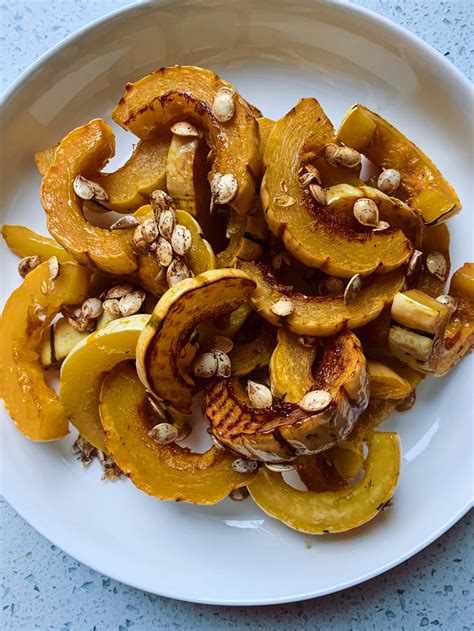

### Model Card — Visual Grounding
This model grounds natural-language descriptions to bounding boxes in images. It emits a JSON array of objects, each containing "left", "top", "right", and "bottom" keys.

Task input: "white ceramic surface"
[{"left": 0, "top": 0, "right": 473, "bottom": 606}]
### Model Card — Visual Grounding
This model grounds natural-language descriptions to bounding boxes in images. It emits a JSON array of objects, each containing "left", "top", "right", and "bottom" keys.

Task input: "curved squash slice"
[
  {"left": 136, "top": 269, "right": 255, "bottom": 414},
  {"left": 2, "top": 225, "right": 72, "bottom": 263},
  {"left": 295, "top": 451, "right": 349, "bottom": 492},
  {"left": 0, "top": 261, "right": 90, "bottom": 441},
  {"left": 238, "top": 260, "right": 404, "bottom": 337},
  {"left": 176, "top": 209, "right": 216, "bottom": 275},
  {"left": 337, "top": 104, "right": 461, "bottom": 225},
  {"left": 34, "top": 146, "right": 57, "bottom": 176},
  {"left": 216, "top": 200, "right": 268, "bottom": 268},
  {"left": 99, "top": 363, "right": 256, "bottom": 504},
  {"left": 228, "top": 321, "right": 276, "bottom": 377},
  {"left": 257, "top": 117, "right": 275, "bottom": 158},
  {"left": 261, "top": 98, "right": 413, "bottom": 277},
  {"left": 204, "top": 330, "right": 368, "bottom": 462},
  {"left": 112, "top": 66, "right": 260, "bottom": 216},
  {"left": 60, "top": 314, "right": 149, "bottom": 451},
  {"left": 269, "top": 327, "right": 316, "bottom": 403},
  {"left": 367, "top": 360, "right": 411, "bottom": 400},
  {"left": 248, "top": 431, "right": 400, "bottom": 534},
  {"left": 415, "top": 223, "right": 450, "bottom": 297},
  {"left": 40, "top": 119, "right": 137, "bottom": 275}
]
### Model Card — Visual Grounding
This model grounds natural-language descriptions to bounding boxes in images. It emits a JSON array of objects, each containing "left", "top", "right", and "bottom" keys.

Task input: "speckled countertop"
[{"left": 1, "top": 1, "right": 473, "bottom": 629}]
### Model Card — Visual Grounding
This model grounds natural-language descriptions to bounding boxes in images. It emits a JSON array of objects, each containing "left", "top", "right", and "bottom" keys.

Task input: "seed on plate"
[
  {"left": 318, "top": 276, "right": 345, "bottom": 296},
  {"left": 323, "top": 143, "right": 340, "bottom": 167},
  {"left": 344, "top": 273, "right": 362, "bottom": 305},
  {"left": 274, "top": 193, "right": 295, "bottom": 207},
  {"left": 333, "top": 146, "right": 361, "bottom": 168},
  {"left": 406, "top": 249, "right": 423, "bottom": 278},
  {"left": 47, "top": 256, "right": 60, "bottom": 281},
  {"left": 298, "top": 389, "right": 332, "bottom": 412},
  {"left": 353, "top": 198, "right": 379, "bottom": 227},
  {"left": 232, "top": 458, "right": 259, "bottom": 474},
  {"left": 158, "top": 208, "right": 176, "bottom": 241},
  {"left": 271, "top": 296, "right": 294, "bottom": 317},
  {"left": 395, "top": 390, "right": 416, "bottom": 413},
  {"left": 212, "top": 172, "right": 238, "bottom": 205},
  {"left": 193, "top": 352, "right": 218, "bottom": 378},
  {"left": 247, "top": 380, "right": 273, "bottom": 409},
  {"left": 309, "top": 183, "right": 327, "bottom": 205},
  {"left": 265, "top": 463, "right": 295, "bottom": 472},
  {"left": 228, "top": 488, "right": 250, "bottom": 501},
  {"left": 166, "top": 258, "right": 190, "bottom": 287},
  {"left": 81, "top": 297, "right": 103, "bottom": 320},
  {"left": 18, "top": 255, "right": 40, "bottom": 278},
  {"left": 133, "top": 224, "right": 150, "bottom": 253},
  {"left": 109, "top": 215, "right": 140, "bottom": 230},
  {"left": 106, "top": 283, "right": 134, "bottom": 300},
  {"left": 212, "top": 87, "right": 235, "bottom": 123},
  {"left": 141, "top": 218, "right": 159, "bottom": 244},
  {"left": 170, "top": 121, "right": 200, "bottom": 137},
  {"left": 377, "top": 168, "right": 401, "bottom": 194},
  {"left": 73, "top": 175, "right": 109, "bottom": 202},
  {"left": 171, "top": 224, "right": 192, "bottom": 256},
  {"left": 102, "top": 298, "right": 122, "bottom": 318},
  {"left": 213, "top": 350, "right": 232, "bottom": 378},
  {"left": 148, "top": 422, "right": 179, "bottom": 445},
  {"left": 150, "top": 189, "right": 173, "bottom": 220},
  {"left": 118, "top": 289, "right": 145, "bottom": 316},
  {"left": 373, "top": 220, "right": 391, "bottom": 232},
  {"left": 436, "top": 294, "right": 459, "bottom": 312},
  {"left": 212, "top": 335, "right": 234, "bottom": 354},
  {"left": 156, "top": 236, "right": 174, "bottom": 267},
  {"left": 426, "top": 251, "right": 447, "bottom": 281}
]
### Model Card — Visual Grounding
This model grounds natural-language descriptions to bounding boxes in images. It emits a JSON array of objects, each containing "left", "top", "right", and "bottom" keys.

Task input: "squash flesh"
[
  {"left": 2, "top": 225, "right": 72, "bottom": 263},
  {"left": 269, "top": 328, "right": 316, "bottom": 402}
]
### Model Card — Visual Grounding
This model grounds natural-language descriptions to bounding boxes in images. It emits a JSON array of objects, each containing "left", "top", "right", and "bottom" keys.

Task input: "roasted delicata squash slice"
[
  {"left": 367, "top": 360, "right": 412, "bottom": 400},
  {"left": 0, "top": 261, "right": 90, "bottom": 441},
  {"left": 40, "top": 119, "right": 138, "bottom": 275},
  {"left": 249, "top": 431, "right": 400, "bottom": 533},
  {"left": 204, "top": 331, "right": 368, "bottom": 462},
  {"left": 136, "top": 269, "right": 256, "bottom": 414},
  {"left": 414, "top": 223, "right": 450, "bottom": 297},
  {"left": 389, "top": 264, "right": 474, "bottom": 376},
  {"left": 239, "top": 260, "right": 404, "bottom": 337},
  {"left": 112, "top": 66, "right": 260, "bottom": 216},
  {"left": 261, "top": 98, "right": 413, "bottom": 277},
  {"left": 60, "top": 314, "right": 150, "bottom": 451},
  {"left": 99, "top": 363, "right": 256, "bottom": 504},
  {"left": 2, "top": 225, "right": 72, "bottom": 263},
  {"left": 228, "top": 319, "right": 276, "bottom": 377},
  {"left": 269, "top": 327, "right": 317, "bottom": 403},
  {"left": 337, "top": 104, "right": 461, "bottom": 225},
  {"left": 216, "top": 199, "right": 268, "bottom": 268},
  {"left": 257, "top": 117, "right": 275, "bottom": 158}
]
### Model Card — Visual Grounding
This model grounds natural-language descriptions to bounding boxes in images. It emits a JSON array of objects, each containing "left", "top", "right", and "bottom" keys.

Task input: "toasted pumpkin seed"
[
  {"left": 229, "top": 488, "right": 250, "bottom": 501},
  {"left": 406, "top": 249, "right": 423, "bottom": 277},
  {"left": 333, "top": 146, "right": 361, "bottom": 168},
  {"left": 298, "top": 389, "right": 332, "bottom": 412},
  {"left": 373, "top": 220, "right": 391, "bottom": 232},
  {"left": 81, "top": 297, "right": 103, "bottom": 320},
  {"left": 156, "top": 236, "right": 173, "bottom": 267},
  {"left": 102, "top": 298, "right": 122, "bottom": 318},
  {"left": 212, "top": 172, "right": 238, "bottom": 205},
  {"left": 344, "top": 274, "right": 362, "bottom": 305},
  {"left": 353, "top": 198, "right": 379, "bottom": 227},
  {"left": 232, "top": 458, "right": 259, "bottom": 473},
  {"left": 377, "top": 168, "right": 401, "bottom": 194},
  {"left": 73, "top": 175, "right": 109, "bottom": 202},
  {"left": 170, "top": 121, "right": 200, "bottom": 137},
  {"left": 34, "top": 304, "right": 47, "bottom": 323},
  {"left": 47, "top": 256, "right": 60, "bottom": 281},
  {"left": 106, "top": 283, "right": 134, "bottom": 300},
  {"left": 166, "top": 258, "right": 190, "bottom": 286},
  {"left": 436, "top": 294, "right": 459, "bottom": 311},
  {"left": 110, "top": 215, "right": 140, "bottom": 230},
  {"left": 40, "top": 281, "right": 48, "bottom": 295},
  {"left": 150, "top": 189, "right": 173, "bottom": 220},
  {"left": 323, "top": 143, "right": 340, "bottom": 167},
  {"left": 119, "top": 290, "right": 145, "bottom": 317},
  {"left": 171, "top": 224, "right": 192, "bottom": 256},
  {"left": 299, "top": 164, "right": 322, "bottom": 187},
  {"left": 194, "top": 352, "right": 218, "bottom": 378},
  {"left": 18, "top": 255, "right": 40, "bottom": 278},
  {"left": 158, "top": 209, "right": 176, "bottom": 241},
  {"left": 426, "top": 251, "right": 447, "bottom": 281},
  {"left": 213, "top": 350, "right": 232, "bottom": 378},
  {"left": 247, "top": 380, "right": 273, "bottom": 408},
  {"left": 212, "top": 87, "right": 235, "bottom": 123},
  {"left": 271, "top": 296, "right": 294, "bottom": 317},
  {"left": 265, "top": 463, "right": 295, "bottom": 472},
  {"left": 148, "top": 422, "right": 179, "bottom": 445},
  {"left": 141, "top": 218, "right": 159, "bottom": 244},
  {"left": 309, "top": 183, "right": 327, "bottom": 205},
  {"left": 133, "top": 224, "right": 150, "bottom": 253}
]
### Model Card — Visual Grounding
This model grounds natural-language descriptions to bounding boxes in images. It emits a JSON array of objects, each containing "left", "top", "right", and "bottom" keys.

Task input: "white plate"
[{"left": 1, "top": 0, "right": 473, "bottom": 606}]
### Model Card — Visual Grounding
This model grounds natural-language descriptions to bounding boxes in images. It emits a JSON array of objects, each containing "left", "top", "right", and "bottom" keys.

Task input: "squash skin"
[
  {"left": 248, "top": 431, "right": 400, "bottom": 534},
  {"left": 261, "top": 98, "right": 413, "bottom": 277},
  {"left": 238, "top": 260, "right": 405, "bottom": 337},
  {"left": 0, "top": 261, "right": 91, "bottom": 441},
  {"left": 2, "top": 225, "right": 72, "bottom": 263},
  {"left": 136, "top": 269, "right": 256, "bottom": 414},
  {"left": 113, "top": 66, "right": 260, "bottom": 216},
  {"left": 40, "top": 119, "right": 138, "bottom": 275},
  {"left": 99, "top": 363, "right": 256, "bottom": 504},
  {"left": 337, "top": 104, "right": 461, "bottom": 225}
]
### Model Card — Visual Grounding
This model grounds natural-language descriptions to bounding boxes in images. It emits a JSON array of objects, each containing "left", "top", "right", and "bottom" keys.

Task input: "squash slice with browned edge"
[
  {"left": 99, "top": 363, "right": 256, "bottom": 504},
  {"left": 136, "top": 269, "right": 256, "bottom": 414},
  {"left": 204, "top": 330, "right": 368, "bottom": 462},
  {"left": 248, "top": 431, "right": 400, "bottom": 534},
  {"left": 238, "top": 260, "right": 404, "bottom": 337},
  {"left": 2, "top": 225, "right": 72, "bottom": 263},
  {"left": 337, "top": 104, "right": 461, "bottom": 225},
  {"left": 414, "top": 223, "right": 450, "bottom": 297},
  {"left": 60, "top": 314, "right": 150, "bottom": 451},
  {"left": 112, "top": 66, "right": 260, "bottom": 216},
  {"left": 228, "top": 320, "right": 276, "bottom": 377},
  {"left": 40, "top": 119, "right": 138, "bottom": 275},
  {"left": 269, "top": 327, "right": 316, "bottom": 403},
  {"left": 0, "top": 261, "right": 90, "bottom": 441},
  {"left": 216, "top": 199, "right": 268, "bottom": 268},
  {"left": 261, "top": 98, "right": 413, "bottom": 277},
  {"left": 367, "top": 360, "right": 411, "bottom": 400}
]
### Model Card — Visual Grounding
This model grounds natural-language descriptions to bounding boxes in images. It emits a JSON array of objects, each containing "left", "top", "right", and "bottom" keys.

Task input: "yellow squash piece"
[
  {"left": 34, "top": 146, "right": 57, "bottom": 176},
  {"left": 337, "top": 104, "right": 461, "bottom": 225},
  {"left": 249, "top": 431, "right": 400, "bottom": 534},
  {"left": 257, "top": 117, "right": 275, "bottom": 158},
  {"left": 136, "top": 269, "right": 256, "bottom": 414},
  {"left": 261, "top": 99, "right": 413, "bottom": 277},
  {"left": 60, "top": 314, "right": 149, "bottom": 451},
  {"left": 113, "top": 66, "right": 260, "bottom": 216},
  {"left": 238, "top": 260, "right": 404, "bottom": 337},
  {"left": 2, "top": 225, "right": 72, "bottom": 263},
  {"left": 269, "top": 327, "right": 316, "bottom": 402},
  {"left": 229, "top": 321, "right": 276, "bottom": 377},
  {"left": 0, "top": 261, "right": 90, "bottom": 441},
  {"left": 99, "top": 363, "right": 256, "bottom": 504},
  {"left": 216, "top": 200, "right": 268, "bottom": 268},
  {"left": 176, "top": 209, "right": 216, "bottom": 275},
  {"left": 40, "top": 119, "right": 137, "bottom": 275},
  {"left": 367, "top": 360, "right": 411, "bottom": 400},
  {"left": 415, "top": 223, "right": 450, "bottom": 297}
]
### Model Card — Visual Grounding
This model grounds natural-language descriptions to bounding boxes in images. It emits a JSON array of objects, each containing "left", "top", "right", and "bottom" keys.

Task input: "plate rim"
[{"left": 1, "top": 0, "right": 473, "bottom": 606}]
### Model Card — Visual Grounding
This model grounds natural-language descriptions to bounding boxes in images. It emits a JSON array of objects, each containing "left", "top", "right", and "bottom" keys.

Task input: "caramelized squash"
[
  {"left": 261, "top": 99, "right": 413, "bottom": 277},
  {"left": 367, "top": 360, "right": 411, "bottom": 400},
  {"left": 415, "top": 223, "right": 450, "bottom": 297},
  {"left": 2, "top": 225, "right": 72, "bottom": 263},
  {"left": 229, "top": 322, "right": 276, "bottom": 377},
  {"left": 269, "top": 327, "right": 316, "bottom": 402},
  {"left": 216, "top": 199, "right": 268, "bottom": 268}
]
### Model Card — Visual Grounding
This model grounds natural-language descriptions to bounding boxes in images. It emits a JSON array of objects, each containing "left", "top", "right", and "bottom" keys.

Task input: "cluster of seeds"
[
  {"left": 73, "top": 175, "right": 109, "bottom": 203},
  {"left": 324, "top": 143, "right": 362, "bottom": 169},
  {"left": 193, "top": 349, "right": 232, "bottom": 379}
]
